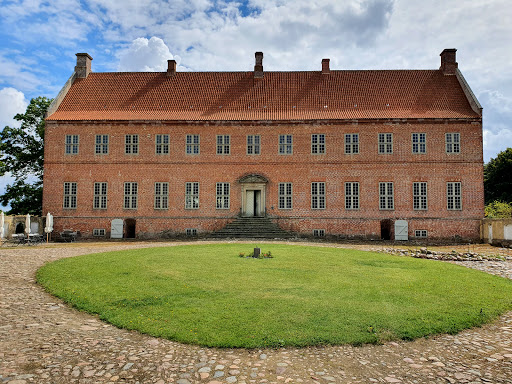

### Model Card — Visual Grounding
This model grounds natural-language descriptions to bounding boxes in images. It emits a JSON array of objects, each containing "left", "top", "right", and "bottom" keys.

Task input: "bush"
[{"left": 485, "top": 201, "right": 512, "bottom": 218}]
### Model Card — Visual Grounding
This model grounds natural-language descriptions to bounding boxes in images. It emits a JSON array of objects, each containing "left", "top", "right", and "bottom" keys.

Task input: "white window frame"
[
  {"left": 63, "top": 182, "right": 77, "bottom": 209},
  {"left": 95, "top": 135, "right": 108, "bottom": 155},
  {"left": 216, "top": 135, "right": 230, "bottom": 155},
  {"left": 379, "top": 182, "right": 394, "bottom": 210},
  {"left": 311, "top": 134, "right": 325, "bottom": 154},
  {"left": 216, "top": 183, "right": 230, "bottom": 209},
  {"left": 124, "top": 182, "right": 138, "bottom": 209},
  {"left": 154, "top": 182, "right": 169, "bottom": 209},
  {"left": 378, "top": 133, "right": 393, "bottom": 154},
  {"left": 185, "top": 182, "right": 199, "bottom": 209},
  {"left": 415, "top": 230, "right": 428, "bottom": 238},
  {"left": 345, "top": 182, "right": 359, "bottom": 210},
  {"left": 186, "top": 134, "right": 200, "bottom": 154},
  {"left": 247, "top": 135, "right": 261, "bottom": 155},
  {"left": 447, "top": 182, "right": 462, "bottom": 210},
  {"left": 279, "top": 134, "right": 293, "bottom": 155},
  {"left": 65, "top": 135, "right": 79, "bottom": 155},
  {"left": 446, "top": 133, "right": 460, "bottom": 154},
  {"left": 412, "top": 133, "right": 426, "bottom": 154},
  {"left": 311, "top": 182, "right": 326, "bottom": 209},
  {"left": 278, "top": 182, "right": 293, "bottom": 210},
  {"left": 186, "top": 228, "right": 198, "bottom": 236},
  {"left": 313, "top": 229, "right": 325, "bottom": 237},
  {"left": 93, "top": 182, "right": 107, "bottom": 210},
  {"left": 345, "top": 134, "right": 359, "bottom": 154},
  {"left": 155, "top": 134, "right": 170, "bottom": 155},
  {"left": 125, "top": 134, "right": 139, "bottom": 154},
  {"left": 413, "top": 182, "right": 427, "bottom": 210},
  {"left": 93, "top": 228, "right": 106, "bottom": 237}
]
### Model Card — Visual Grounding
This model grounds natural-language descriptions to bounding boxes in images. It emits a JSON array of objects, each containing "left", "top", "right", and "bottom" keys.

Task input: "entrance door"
[
  {"left": 245, "top": 190, "right": 261, "bottom": 217},
  {"left": 111, "top": 219, "right": 123, "bottom": 239}
]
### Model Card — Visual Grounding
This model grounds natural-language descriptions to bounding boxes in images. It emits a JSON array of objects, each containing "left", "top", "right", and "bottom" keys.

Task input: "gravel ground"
[{"left": 1, "top": 240, "right": 511, "bottom": 384}]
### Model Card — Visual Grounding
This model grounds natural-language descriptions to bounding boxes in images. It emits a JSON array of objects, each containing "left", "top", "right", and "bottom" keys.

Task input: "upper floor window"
[
  {"left": 379, "top": 182, "right": 394, "bottom": 210},
  {"left": 378, "top": 133, "right": 393, "bottom": 154},
  {"left": 279, "top": 134, "right": 293, "bottom": 155},
  {"left": 247, "top": 135, "right": 261, "bottom": 155},
  {"left": 311, "top": 182, "right": 326, "bottom": 209},
  {"left": 124, "top": 182, "right": 138, "bottom": 209},
  {"left": 311, "top": 134, "right": 325, "bottom": 154},
  {"left": 345, "top": 182, "right": 359, "bottom": 210},
  {"left": 278, "top": 182, "right": 292, "bottom": 209},
  {"left": 412, "top": 133, "right": 426, "bottom": 154},
  {"left": 63, "top": 182, "right": 77, "bottom": 209},
  {"left": 447, "top": 182, "right": 462, "bottom": 210},
  {"left": 216, "top": 135, "right": 230, "bottom": 155},
  {"left": 413, "top": 182, "right": 427, "bottom": 210},
  {"left": 216, "top": 183, "right": 230, "bottom": 209},
  {"left": 125, "top": 135, "right": 139, "bottom": 154},
  {"left": 185, "top": 182, "right": 199, "bottom": 209},
  {"left": 95, "top": 135, "right": 108, "bottom": 155},
  {"left": 186, "top": 134, "right": 200, "bottom": 154},
  {"left": 446, "top": 133, "right": 460, "bottom": 153},
  {"left": 65, "top": 135, "right": 79, "bottom": 155},
  {"left": 345, "top": 134, "right": 359, "bottom": 154},
  {"left": 93, "top": 182, "right": 107, "bottom": 209},
  {"left": 156, "top": 134, "right": 169, "bottom": 155},
  {"left": 154, "top": 182, "right": 169, "bottom": 209}
]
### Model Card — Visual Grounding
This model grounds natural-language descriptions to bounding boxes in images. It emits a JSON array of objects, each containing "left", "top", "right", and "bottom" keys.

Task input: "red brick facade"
[{"left": 43, "top": 50, "right": 483, "bottom": 241}]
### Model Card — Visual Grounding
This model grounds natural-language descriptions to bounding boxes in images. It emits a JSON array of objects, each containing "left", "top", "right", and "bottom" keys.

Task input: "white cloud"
[
  {"left": 0, "top": 87, "right": 28, "bottom": 128},
  {"left": 483, "top": 129, "right": 512, "bottom": 163}
]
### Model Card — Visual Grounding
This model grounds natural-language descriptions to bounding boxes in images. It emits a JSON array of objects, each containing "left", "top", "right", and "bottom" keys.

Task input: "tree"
[
  {"left": 484, "top": 200, "right": 512, "bottom": 218},
  {"left": 484, "top": 148, "right": 512, "bottom": 204},
  {"left": 0, "top": 96, "right": 52, "bottom": 215}
]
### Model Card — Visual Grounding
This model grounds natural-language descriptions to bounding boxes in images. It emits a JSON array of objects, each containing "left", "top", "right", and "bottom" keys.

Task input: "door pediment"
[{"left": 239, "top": 174, "right": 268, "bottom": 184}]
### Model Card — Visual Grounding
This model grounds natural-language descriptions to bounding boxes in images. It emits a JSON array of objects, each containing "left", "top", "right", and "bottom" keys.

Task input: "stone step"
[{"left": 211, "top": 216, "right": 294, "bottom": 239}]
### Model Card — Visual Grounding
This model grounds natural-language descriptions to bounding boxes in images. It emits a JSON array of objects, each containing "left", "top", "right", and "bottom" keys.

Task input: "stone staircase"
[{"left": 210, "top": 216, "right": 294, "bottom": 239}]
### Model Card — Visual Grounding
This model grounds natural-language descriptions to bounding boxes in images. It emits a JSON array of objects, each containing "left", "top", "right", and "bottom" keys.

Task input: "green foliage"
[
  {"left": 0, "top": 96, "right": 52, "bottom": 215},
  {"left": 485, "top": 200, "right": 512, "bottom": 218},
  {"left": 484, "top": 148, "right": 512, "bottom": 204},
  {"left": 37, "top": 244, "right": 512, "bottom": 348}
]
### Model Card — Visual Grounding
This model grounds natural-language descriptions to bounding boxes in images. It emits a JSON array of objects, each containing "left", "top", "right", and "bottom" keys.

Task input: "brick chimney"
[
  {"left": 75, "top": 53, "right": 93, "bottom": 78},
  {"left": 322, "top": 59, "right": 330, "bottom": 75},
  {"left": 440, "top": 48, "right": 458, "bottom": 75},
  {"left": 167, "top": 59, "right": 177, "bottom": 76},
  {"left": 254, "top": 52, "right": 264, "bottom": 79}
]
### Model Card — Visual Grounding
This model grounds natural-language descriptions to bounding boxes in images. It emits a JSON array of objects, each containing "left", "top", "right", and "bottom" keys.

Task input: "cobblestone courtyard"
[{"left": 1, "top": 241, "right": 511, "bottom": 383}]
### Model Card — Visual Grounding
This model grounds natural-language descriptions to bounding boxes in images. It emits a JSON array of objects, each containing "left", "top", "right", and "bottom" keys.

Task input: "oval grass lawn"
[{"left": 37, "top": 243, "right": 512, "bottom": 348}]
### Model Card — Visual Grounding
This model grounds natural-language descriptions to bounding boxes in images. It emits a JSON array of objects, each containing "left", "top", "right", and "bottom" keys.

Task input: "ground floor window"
[
  {"left": 313, "top": 229, "right": 325, "bottom": 237},
  {"left": 63, "top": 182, "right": 77, "bottom": 209},
  {"left": 93, "top": 182, "right": 107, "bottom": 209},
  {"left": 379, "top": 182, "right": 394, "bottom": 210},
  {"left": 278, "top": 183, "right": 292, "bottom": 209},
  {"left": 154, "top": 182, "right": 169, "bottom": 209},
  {"left": 93, "top": 228, "right": 106, "bottom": 236},
  {"left": 345, "top": 182, "right": 359, "bottom": 209},
  {"left": 415, "top": 230, "right": 428, "bottom": 238},
  {"left": 124, "top": 182, "right": 138, "bottom": 209},
  {"left": 216, "top": 183, "right": 230, "bottom": 209},
  {"left": 311, "top": 182, "right": 326, "bottom": 209},
  {"left": 413, "top": 182, "right": 427, "bottom": 210},
  {"left": 185, "top": 182, "right": 199, "bottom": 209},
  {"left": 186, "top": 228, "right": 197, "bottom": 236},
  {"left": 447, "top": 182, "right": 462, "bottom": 210}
]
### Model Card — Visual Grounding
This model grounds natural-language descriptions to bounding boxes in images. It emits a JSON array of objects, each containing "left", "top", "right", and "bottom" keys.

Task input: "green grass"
[{"left": 36, "top": 243, "right": 512, "bottom": 348}]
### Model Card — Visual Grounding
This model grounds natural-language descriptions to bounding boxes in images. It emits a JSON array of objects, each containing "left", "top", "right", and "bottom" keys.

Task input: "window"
[
  {"left": 93, "top": 182, "right": 107, "bottom": 209},
  {"left": 186, "top": 228, "right": 197, "bottom": 236},
  {"left": 186, "top": 134, "right": 200, "bottom": 154},
  {"left": 446, "top": 133, "right": 460, "bottom": 153},
  {"left": 216, "top": 135, "right": 230, "bottom": 155},
  {"left": 95, "top": 135, "right": 108, "bottom": 154},
  {"left": 313, "top": 229, "right": 325, "bottom": 237},
  {"left": 125, "top": 135, "right": 138, "bottom": 154},
  {"left": 311, "top": 182, "right": 326, "bottom": 209},
  {"left": 345, "top": 182, "right": 359, "bottom": 210},
  {"left": 124, "top": 182, "right": 138, "bottom": 209},
  {"left": 378, "top": 133, "right": 393, "bottom": 154},
  {"left": 155, "top": 134, "right": 169, "bottom": 155},
  {"left": 379, "top": 182, "right": 394, "bottom": 210},
  {"left": 63, "top": 182, "right": 77, "bottom": 209},
  {"left": 185, "top": 182, "right": 199, "bottom": 209},
  {"left": 412, "top": 133, "right": 426, "bottom": 154},
  {"left": 279, "top": 134, "right": 293, "bottom": 154},
  {"left": 154, "top": 182, "right": 169, "bottom": 209},
  {"left": 413, "top": 182, "right": 427, "bottom": 210},
  {"left": 278, "top": 183, "right": 292, "bottom": 209},
  {"left": 247, "top": 135, "right": 261, "bottom": 155},
  {"left": 447, "top": 182, "right": 462, "bottom": 210},
  {"left": 216, "top": 183, "right": 230, "bottom": 209},
  {"left": 311, "top": 134, "right": 325, "bottom": 154},
  {"left": 65, "top": 135, "right": 79, "bottom": 154},
  {"left": 415, "top": 230, "right": 428, "bottom": 238},
  {"left": 345, "top": 134, "right": 359, "bottom": 154},
  {"left": 93, "top": 228, "right": 106, "bottom": 237}
]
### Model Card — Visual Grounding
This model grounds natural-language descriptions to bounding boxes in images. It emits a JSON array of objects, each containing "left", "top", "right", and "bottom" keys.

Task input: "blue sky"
[{"left": 1, "top": 0, "right": 511, "bottom": 210}]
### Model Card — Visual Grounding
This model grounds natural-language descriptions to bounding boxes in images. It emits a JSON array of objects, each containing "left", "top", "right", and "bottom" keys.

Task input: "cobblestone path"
[{"left": 1, "top": 241, "right": 511, "bottom": 383}]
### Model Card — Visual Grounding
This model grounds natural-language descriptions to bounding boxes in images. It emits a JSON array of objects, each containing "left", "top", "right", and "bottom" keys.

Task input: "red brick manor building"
[{"left": 43, "top": 49, "right": 483, "bottom": 240}]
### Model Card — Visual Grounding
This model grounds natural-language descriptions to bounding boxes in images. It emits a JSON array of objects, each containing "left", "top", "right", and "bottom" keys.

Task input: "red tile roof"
[{"left": 47, "top": 70, "right": 479, "bottom": 121}]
